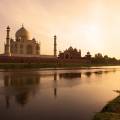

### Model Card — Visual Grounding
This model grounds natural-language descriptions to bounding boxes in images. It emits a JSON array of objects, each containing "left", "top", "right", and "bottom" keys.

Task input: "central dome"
[{"left": 15, "top": 26, "right": 29, "bottom": 40}]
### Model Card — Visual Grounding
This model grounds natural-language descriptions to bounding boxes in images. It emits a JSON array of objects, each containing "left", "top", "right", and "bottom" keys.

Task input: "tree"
[{"left": 95, "top": 53, "right": 103, "bottom": 59}]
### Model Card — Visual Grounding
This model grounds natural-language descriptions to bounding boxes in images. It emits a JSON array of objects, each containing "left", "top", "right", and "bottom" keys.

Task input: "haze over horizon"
[{"left": 0, "top": 0, "right": 120, "bottom": 58}]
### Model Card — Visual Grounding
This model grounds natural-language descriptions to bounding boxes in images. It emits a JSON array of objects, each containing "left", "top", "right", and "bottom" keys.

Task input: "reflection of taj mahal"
[{"left": 4, "top": 25, "right": 57, "bottom": 57}]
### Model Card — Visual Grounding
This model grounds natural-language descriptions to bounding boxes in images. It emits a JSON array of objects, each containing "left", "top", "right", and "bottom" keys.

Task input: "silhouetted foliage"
[{"left": 91, "top": 53, "right": 120, "bottom": 65}]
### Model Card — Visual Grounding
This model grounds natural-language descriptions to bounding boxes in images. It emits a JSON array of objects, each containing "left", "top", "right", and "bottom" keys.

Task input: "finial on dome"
[{"left": 7, "top": 26, "right": 10, "bottom": 30}]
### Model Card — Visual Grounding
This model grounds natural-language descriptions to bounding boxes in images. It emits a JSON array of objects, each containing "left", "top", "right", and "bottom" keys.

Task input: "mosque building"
[{"left": 58, "top": 46, "right": 81, "bottom": 60}]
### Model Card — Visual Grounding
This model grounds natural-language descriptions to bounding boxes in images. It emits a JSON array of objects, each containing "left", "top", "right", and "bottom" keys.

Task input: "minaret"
[
  {"left": 54, "top": 35, "right": 57, "bottom": 57},
  {"left": 5, "top": 26, "right": 11, "bottom": 56}
]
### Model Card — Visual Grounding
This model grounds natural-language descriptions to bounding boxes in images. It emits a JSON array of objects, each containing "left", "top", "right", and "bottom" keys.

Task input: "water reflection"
[
  {"left": 84, "top": 72, "right": 92, "bottom": 78},
  {"left": 59, "top": 73, "right": 81, "bottom": 79},
  {"left": 4, "top": 72, "right": 40, "bottom": 108},
  {"left": 53, "top": 72, "right": 57, "bottom": 98},
  {"left": 2, "top": 68, "right": 118, "bottom": 108},
  {"left": 3, "top": 72, "right": 81, "bottom": 109},
  {"left": 84, "top": 69, "right": 117, "bottom": 78},
  {"left": 93, "top": 71, "right": 103, "bottom": 77},
  {"left": 3, "top": 71, "right": 61, "bottom": 108},
  {"left": 0, "top": 69, "right": 120, "bottom": 120}
]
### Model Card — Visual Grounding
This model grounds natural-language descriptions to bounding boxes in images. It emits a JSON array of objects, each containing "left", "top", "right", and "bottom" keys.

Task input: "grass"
[
  {"left": 93, "top": 96, "right": 120, "bottom": 120},
  {"left": 93, "top": 112, "right": 120, "bottom": 120},
  {"left": 0, "top": 63, "right": 119, "bottom": 69}
]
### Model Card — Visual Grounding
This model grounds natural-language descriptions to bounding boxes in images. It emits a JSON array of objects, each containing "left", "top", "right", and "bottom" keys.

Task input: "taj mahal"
[{"left": 4, "top": 25, "right": 57, "bottom": 58}]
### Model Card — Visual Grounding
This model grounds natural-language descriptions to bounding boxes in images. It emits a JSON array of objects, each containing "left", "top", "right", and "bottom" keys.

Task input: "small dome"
[{"left": 15, "top": 26, "right": 29, "bottom": 40}]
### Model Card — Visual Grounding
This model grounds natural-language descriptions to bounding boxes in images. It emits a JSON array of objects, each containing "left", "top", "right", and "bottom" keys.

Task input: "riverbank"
[
  {"left": 0, "top": 63, "right": 119, "bottom": 69},
  {"left": 93, "top": 95, "right": 120, "bottom": 120}
]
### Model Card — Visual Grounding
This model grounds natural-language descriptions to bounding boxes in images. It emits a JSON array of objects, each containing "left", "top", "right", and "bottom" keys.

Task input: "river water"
[{"left": 0, "top": 66, "right": 120, "bottom": 120}]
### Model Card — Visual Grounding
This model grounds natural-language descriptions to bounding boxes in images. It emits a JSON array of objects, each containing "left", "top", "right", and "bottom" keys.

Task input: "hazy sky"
[{"left": 0, "top": 0, "right": 120, "bottom": 58}]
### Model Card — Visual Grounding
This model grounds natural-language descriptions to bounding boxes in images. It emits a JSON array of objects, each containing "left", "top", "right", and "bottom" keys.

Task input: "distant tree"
[
  {"left": 104, "top": 55, "right": 109, "bottom": 59},
  {"left": 112, "top": 57, "right": 117, "bottom": 61},
  {"left": 95, "top": 53, "right": 103, "bottom": 59}
]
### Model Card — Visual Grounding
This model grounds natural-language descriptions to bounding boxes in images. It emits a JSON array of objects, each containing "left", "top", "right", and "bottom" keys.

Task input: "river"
[{"left": 0, "top": 66, "right": 119, "bottom": 120}]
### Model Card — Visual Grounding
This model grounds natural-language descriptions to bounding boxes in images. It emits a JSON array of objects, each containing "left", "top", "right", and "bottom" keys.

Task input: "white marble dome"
[{"left": 15, "top": 26, "right": 29, "bottom": 40}]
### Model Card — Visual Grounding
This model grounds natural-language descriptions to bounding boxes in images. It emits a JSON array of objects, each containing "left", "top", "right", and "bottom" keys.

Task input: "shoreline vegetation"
[
  {"left": 0, "top": 63, "right": 119, "bottom": 69},
  {"left": 93, "top": 95, "right": 120, "bottom": 120},
  {"left": 0, "top": 53, "right": 120, "bottom": 69}
]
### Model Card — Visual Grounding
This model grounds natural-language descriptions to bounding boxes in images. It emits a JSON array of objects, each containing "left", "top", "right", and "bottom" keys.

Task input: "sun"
[
  {"left": 71, "top": 23, "right": 104, "bottom": 50},
  {"left": 85, "top": 24, "right": 104, "bottom": 50}
]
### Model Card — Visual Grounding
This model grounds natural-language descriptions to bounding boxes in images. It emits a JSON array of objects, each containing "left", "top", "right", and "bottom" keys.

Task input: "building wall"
[
  {"left": 9, "top": 39, "right": 40, "bottom": 57},
  {"left": 0, "top": 56, "right": 57, "bottom": 63},
  {"left": 58, "top": 47, "right": 81, "bottom": 60}
]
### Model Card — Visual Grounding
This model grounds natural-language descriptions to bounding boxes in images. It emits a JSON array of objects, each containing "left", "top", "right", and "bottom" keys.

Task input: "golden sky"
[{"left": 0, "top": 0, "right": 120, "bottom": 58}]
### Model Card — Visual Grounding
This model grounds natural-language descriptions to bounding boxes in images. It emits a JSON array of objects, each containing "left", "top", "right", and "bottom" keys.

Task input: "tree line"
[{"left": 90, "top": 53, "right": 120, "bottom": 65}]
